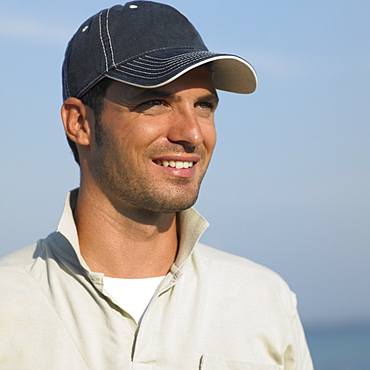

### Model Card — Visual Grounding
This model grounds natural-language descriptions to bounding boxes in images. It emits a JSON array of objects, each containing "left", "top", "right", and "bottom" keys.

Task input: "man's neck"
[{"left": 73, "top": 186, "right": 179, "bottom": 279}]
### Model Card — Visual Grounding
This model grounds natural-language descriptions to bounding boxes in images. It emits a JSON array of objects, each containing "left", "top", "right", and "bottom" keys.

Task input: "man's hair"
[{"left": 66, "top": 78, "right": 112, "bottom": 165}]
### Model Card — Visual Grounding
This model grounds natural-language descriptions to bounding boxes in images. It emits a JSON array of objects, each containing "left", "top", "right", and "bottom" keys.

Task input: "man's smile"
[{"left": 153, "top": 159, "right": 195, "bottom": 169}]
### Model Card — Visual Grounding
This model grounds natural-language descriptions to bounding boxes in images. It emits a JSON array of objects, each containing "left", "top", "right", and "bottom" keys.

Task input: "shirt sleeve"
[{"left": 286, "top": 292, "right": 314, "bottom": 370}]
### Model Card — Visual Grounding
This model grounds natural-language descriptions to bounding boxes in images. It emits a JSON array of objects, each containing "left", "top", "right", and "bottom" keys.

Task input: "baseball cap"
[{"left": 62, "top": 1, "right": 257, "bottom": 101}]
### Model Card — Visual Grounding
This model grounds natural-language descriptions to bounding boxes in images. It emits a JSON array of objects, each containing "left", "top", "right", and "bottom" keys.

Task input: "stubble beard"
[{"left": 90, "top": 119, "right": 208, "bottom": 214}]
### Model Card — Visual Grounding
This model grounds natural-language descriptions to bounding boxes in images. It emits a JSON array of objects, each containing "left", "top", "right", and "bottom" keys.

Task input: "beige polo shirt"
[{"left": 0, "top": 190, "right": 313, "bottom": 369}]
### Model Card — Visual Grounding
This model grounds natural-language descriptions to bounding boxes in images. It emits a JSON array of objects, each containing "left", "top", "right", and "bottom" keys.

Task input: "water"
[{"left": 305, "top": 324, "right": 370, "bottom": 370}]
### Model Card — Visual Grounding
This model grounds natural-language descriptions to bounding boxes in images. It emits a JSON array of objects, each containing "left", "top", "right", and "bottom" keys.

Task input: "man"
[{"left": 0, "top": 2, "right": 313, "bottom": 369}]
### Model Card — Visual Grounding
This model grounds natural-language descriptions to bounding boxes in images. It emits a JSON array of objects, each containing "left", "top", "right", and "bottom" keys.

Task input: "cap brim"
[{"left": 105, "top": 50, "right": 257, "bottom": 94}]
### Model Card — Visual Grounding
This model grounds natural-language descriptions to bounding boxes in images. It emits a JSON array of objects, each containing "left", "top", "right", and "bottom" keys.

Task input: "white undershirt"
[{"left": 103, "top": 275, "right": 165, "bottom": 323}]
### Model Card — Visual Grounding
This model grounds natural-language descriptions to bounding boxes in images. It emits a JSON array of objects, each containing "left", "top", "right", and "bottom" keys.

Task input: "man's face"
[{"left": 87, "top": 66, "right": 218, "bottom": 214}]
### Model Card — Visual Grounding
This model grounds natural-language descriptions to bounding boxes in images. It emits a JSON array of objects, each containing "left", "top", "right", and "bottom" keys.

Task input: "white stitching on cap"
[
  {"left": 117, "top": 62, "right": 198, "bottom": 77},
  {"left": 115, "top": 51, "right": 216, "bottom": 78},
  {"left": 115, "top": 51, "right": 214, "bottom": 79},
  {"left": 99, "top": 11, "right": 109, "bottom": 71},
  {"left": 128, "top": 57, "right": 198, "bottom": 73},
  {"left": 132, "top": 52, "right": 216, "bottom": 70},
  {"left": 78, "top": 75, "right": 106, "bottom": 98},
  {"left": 110, "top": 45, "right": 202, "bottom": 67},
  {"left": 106, "top": 7, "right": 116, "bottom": 68},
  {"left": 145, "top": 52, "right": 214, "bottom": 62}
]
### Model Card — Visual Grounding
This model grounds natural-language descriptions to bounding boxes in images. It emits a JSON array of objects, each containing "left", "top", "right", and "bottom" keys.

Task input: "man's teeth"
[{"left": 156, "top": 160, "right": 194, "bottom": 169}]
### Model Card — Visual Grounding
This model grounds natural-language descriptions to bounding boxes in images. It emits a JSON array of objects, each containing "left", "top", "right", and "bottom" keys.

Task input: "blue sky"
[{"left": 1, "top": 0, "right": 369, "bottom": 328}]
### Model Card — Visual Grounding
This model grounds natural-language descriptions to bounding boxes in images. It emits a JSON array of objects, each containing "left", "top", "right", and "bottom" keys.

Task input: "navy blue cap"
[{"left": 62, "top": 1, "right": 257, "bottom": 101}]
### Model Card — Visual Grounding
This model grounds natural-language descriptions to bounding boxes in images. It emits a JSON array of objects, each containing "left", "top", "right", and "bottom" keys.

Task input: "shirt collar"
[{"left": 56, "top": 189, "right": 209, "bottom": 276}]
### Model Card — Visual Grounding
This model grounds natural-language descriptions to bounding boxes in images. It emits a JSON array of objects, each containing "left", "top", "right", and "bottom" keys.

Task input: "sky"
[{"left": 1, "top": 0, "right": 369, "bottom": 329}]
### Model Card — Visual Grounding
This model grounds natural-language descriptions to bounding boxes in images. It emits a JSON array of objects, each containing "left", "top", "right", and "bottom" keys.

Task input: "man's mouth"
[{"left": 154, "top": 160, "right": 195, "bottom": 169}]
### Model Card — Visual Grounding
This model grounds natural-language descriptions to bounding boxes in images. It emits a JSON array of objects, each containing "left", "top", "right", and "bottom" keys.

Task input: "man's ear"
[{"left": 61, "top": 98, "right": 92, "bottom": 147}]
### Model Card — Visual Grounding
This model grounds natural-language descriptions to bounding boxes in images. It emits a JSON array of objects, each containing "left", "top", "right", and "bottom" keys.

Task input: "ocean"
[{"left": 305, "top": 324, "right": 370, "bottom": 369}]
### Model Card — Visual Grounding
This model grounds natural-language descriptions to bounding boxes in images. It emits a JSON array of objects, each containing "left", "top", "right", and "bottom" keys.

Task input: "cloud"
[
  {"left": 234, "top": 49, "right": 317, "bottom": 84},
  {"left": 246, "top": 48, "right": 370, "bottom": 82},
  {"left": 0, "top": 13, "right": 72, "bottom": 44}
]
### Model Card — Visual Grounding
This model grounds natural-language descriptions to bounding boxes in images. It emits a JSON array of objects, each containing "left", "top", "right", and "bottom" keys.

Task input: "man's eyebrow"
[
  {"left": 128, "top": 89, "right": 175, "bottom": 104},
  {"left": 128, "top": 89, "right": 219, "bottom": 106},
  {"left": 198, "top": 93, "right": 219, "bottom": 106}
]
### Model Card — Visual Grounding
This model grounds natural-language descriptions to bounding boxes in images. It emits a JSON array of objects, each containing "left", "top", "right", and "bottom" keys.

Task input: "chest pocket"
[{"left": 199, "top": 355, "right": 283, "bottom": 370}]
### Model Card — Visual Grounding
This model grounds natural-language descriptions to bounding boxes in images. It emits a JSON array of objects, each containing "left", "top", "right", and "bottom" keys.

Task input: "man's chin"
[
  {"left": 147, "top": 199, "right": 198, "bottom": 214},
  {"left": 139, "top": 192, "right": 199, "bottom": 214}
]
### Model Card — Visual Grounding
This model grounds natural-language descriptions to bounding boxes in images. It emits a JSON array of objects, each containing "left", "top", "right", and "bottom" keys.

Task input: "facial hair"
[{"left": 89, "top": 117, "right": 210, "bottom": 214}]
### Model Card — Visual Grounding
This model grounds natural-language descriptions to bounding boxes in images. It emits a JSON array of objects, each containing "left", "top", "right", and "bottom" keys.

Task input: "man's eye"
[
  {"left": 140, "top": 99, "right": 163, "bottom": 107},
  {"left": 197, "top": 102, "right": 214, "bottom": 110},
  {"left": 135, "top": 99, "right": 168, "bottom": 114}
]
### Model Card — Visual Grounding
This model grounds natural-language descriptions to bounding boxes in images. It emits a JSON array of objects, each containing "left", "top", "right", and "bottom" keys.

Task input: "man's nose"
[{"left": 167, "top": 106, "right": 204, "bottom": 149}]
